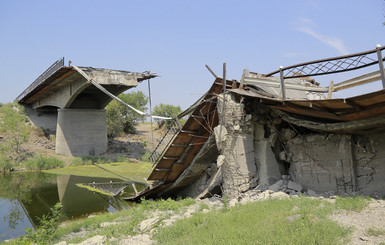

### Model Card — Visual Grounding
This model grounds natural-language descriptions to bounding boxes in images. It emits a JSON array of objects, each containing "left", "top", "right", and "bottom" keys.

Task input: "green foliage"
[
  {"left": 153, "top": 103, "right": 182, "bottom": 128},
  {"left": 154, "top": 198, "right": 350, "bottom": 245},
  {"left": 22, "top": 203, "right": 63, "bottom": 245},
  {"left": 367, "top": 226, "right": 385, "bottom": 236},
  {"left": 82, "top": 155, "right": 111, "bottom": 164},
  {"left": 335, "top": 196, "right": 370, "bottom": 212},
  {"left": 0, "top": 155, "right": 13, "bottom": 173},
  {"left": 0, "top": 103, "right": 30, "bottom": 159},
  {"left": 116, "top": 156, "right": 128, "bottom": 162},
  {"left": 70, "top": 157, "right": 84, "bottom": 166},
  {"left": 44, "top": 161, "right": 152, "bottom": 182},
  {"left": 140, "top": 197, "right": 196, "bottom": 213},
  {"left": 24, "top": 155, "right": 64, "bottom": 170},
  {"left": 106, "top": 91, "right": 148, "bottom": 137},
  {"left": 139, "top": 151, "right": 151, "bottom": 162}
]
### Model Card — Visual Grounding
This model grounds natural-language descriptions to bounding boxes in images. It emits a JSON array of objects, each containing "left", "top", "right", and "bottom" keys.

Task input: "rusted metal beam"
[
  {"left": 279, "top": 66, "right": 286, "bottom": 100},
  {"left": 171, "top": 144, "right": 189, "bottom": 147},
  {"left": 376, "top": 44, "right": 385, "bottom": 88},
  {"left": 205, "top": 64, "right": 218, "bottom": 78},
  {"left": 155, "top": 168, "right": 171, "bottom": 172},
  {"left": 162, "top": 156, "right": 179, "bottom": 160},
  {"left": 332, "top": 70, "right": 382, "bottom": 92}
]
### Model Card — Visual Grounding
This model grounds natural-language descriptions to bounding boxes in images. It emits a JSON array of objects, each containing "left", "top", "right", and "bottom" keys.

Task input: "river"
[{"left": 0, "top": 171, "right": 142, "bottom": 241}]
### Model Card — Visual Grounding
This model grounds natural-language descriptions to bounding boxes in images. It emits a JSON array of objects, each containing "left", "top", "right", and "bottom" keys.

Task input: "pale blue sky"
[{"left": 1, "top": 0, "right": 384, "bottom": 110}]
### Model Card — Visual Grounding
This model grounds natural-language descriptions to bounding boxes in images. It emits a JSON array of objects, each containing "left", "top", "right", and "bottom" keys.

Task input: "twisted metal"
[
  {"left": 16, "top": 57, "right": 65, "bottom": 101},
  {"left": 149, "top": 119, "right": 181, "bottom": 165},
  {"left": 266, "top": 46, "right": 385, "bottom": 79}
]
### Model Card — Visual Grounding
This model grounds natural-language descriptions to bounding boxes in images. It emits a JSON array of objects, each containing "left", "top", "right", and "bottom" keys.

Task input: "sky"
[{"left": 0, "top": 0, "right": 384, "bottom": 110}]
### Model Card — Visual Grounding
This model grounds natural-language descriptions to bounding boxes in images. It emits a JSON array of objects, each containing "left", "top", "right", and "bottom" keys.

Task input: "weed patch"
[
  {"left": 154, "top": 198, "right": 350, "bottom": 245},
  {"left": 367, "top": 226, "right": 385, "bottom": 237},
  {"left": 24, "top": 155, "right": 64, "bottom": 170},
  {"left": 335, "top": 196, "right": 370, "bottom": 212}
]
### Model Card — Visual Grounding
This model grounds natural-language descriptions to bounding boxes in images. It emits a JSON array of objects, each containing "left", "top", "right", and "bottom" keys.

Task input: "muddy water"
[{"left": 0, "top": 172, "right": 141, "bottom": 241}]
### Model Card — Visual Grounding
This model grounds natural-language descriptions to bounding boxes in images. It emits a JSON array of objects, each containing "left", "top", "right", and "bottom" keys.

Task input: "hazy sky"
[{"left": 1, "top": 0, "right": 384, "bottom": 110}]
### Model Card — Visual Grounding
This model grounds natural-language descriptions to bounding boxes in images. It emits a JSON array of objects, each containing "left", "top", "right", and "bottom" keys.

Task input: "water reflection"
[{"left": 0, "top": 172, "right": 134, "bottom": 241}]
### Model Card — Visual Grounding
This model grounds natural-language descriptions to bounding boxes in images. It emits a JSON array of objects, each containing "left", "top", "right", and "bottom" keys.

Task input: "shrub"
[
  {"left": 140, "top": 151, "right": 151, "bottom": 162},
  {"left": 23, "top": 203, "right": 63, "bottom": 244},
  {"left": 153, "top": 104, "right": 182, "bottom": 129},
  {"left": 81, "top": 155, "right": 111, "bottom": 164},
  {"left": 106, "top": 91, "right": 148, "bottom": 137},
  {"left": 24, "top": 155, "right": 64, "bottom": 170},
  {"left": 0, "top": 103, "right": 30, "bottom": 156},
  {"left": 116, "top": 156, "right": 128, "bottom": 162},
  {"left": 0, "top": 155, "right": 13, "bottom": 173},
  {"left": 70, "top": 157, "right": 84, "bottom": 166}
]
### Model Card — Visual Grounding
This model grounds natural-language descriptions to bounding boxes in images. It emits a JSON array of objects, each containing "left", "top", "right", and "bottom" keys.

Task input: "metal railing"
[
  {"left": 265, "top": 45, "right": 385, "bottom": 100},
  {"left": 149, "top": 117, "right": 181, "bottom": 166},
  {"left": 16, "top": 57, "right": 65, "bottom": 102}
]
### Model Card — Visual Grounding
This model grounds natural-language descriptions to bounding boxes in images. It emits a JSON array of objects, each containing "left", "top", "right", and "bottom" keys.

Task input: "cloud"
[{"left": 297, "top": 25, "right": 349, "bottom": 55}]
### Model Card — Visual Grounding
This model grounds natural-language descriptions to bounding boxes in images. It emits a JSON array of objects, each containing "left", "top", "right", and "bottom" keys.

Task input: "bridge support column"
[{"left": 56, "top": 109, "right": 108, "bottom": 156}]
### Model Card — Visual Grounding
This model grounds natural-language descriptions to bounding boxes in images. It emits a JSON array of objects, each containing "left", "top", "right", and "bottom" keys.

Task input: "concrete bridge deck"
[{"left": 17, "top": 58, "right": 156, "bottom": 156}]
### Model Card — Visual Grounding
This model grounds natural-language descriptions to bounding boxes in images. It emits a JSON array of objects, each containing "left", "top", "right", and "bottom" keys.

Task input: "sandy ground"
[
  {"left": 118, "top": 123, "right": 165, "bottom": 152},
  {"left": 17, "top": 123, "right": 165, "bottom": 166},
  {"left": 330, "top": 200, "right": 385, "bottom": 244}
]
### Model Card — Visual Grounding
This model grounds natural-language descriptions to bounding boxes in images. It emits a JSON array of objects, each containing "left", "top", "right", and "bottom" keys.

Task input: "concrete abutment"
[{"left": 56, "top": 109, "right": 107, "bottom": 156}]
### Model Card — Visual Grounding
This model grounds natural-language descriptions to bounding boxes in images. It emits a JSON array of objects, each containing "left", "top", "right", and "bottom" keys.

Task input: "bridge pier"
[{"left": 56, "top": 109, "right": 107, "bottom": 156}]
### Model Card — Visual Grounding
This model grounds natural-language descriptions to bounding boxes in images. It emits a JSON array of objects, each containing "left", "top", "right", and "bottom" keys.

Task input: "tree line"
[{"left": 106, "top": 91, "right": 182, "bottom": 137}]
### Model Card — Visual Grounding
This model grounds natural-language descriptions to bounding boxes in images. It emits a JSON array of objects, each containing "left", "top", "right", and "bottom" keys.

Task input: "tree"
[
  {"left": 153, "top": 103, "right": 182, "bottom": 128},
  {"left": 0, "top": 103, "right": 30, "bottom": 161},
  {"left": 106, "top": 91, "right": 148, "bottom": 137}
]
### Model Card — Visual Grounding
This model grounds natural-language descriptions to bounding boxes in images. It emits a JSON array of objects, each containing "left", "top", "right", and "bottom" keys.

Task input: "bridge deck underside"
[{"left": 132, "top": 79, "right": 237, "bottom": 199}]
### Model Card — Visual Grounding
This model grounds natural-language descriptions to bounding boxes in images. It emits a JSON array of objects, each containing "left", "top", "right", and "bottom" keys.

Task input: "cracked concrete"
[{"left": 175, "top": 91, "right": 385, "bottom": 200}]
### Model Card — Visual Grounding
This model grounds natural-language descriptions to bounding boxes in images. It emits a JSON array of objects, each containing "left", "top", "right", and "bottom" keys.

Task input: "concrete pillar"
[
  {"left": 56, "top": 109, "right": 107, "bottom": 156},
  {"left": 215, "top": 93, "right": 257, "bottom": 199},
  {"left": 254, "top": 123, "right": 282, "bottom": 189}
]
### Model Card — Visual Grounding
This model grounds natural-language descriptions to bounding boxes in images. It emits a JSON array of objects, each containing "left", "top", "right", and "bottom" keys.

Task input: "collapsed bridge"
[
  {"left": 133, "top": 44, "right": 385, "bottom": 200},
  {"left": 17, "top": 58, "right": 156, "bottom": 156}
]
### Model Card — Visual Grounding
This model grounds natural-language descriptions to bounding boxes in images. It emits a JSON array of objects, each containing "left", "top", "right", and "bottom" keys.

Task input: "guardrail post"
[
  {"left": 174, "top": 115, "right": 181, "bottom": 129},
  {"left": 376, "top": 44, "right": 385, "bottom": 89},
  {"left": 279, "top": 66, "right": 286, "bottom": 100}
]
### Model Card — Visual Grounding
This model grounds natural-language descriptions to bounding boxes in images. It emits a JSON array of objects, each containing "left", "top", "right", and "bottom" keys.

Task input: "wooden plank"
[
  {"left": 341, "top": 103, "right": 385, "bottom": 121},
  {"left": 343, "top": 99, "right": 364, "bottom": 111},
  {"left": 270, "top": 104, "right": 343, "bottom": 121}
]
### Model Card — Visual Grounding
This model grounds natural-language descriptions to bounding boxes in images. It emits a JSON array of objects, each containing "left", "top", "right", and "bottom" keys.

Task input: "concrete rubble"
[{"left": 170, "top": 75, "right": 385, "bottom": 200}]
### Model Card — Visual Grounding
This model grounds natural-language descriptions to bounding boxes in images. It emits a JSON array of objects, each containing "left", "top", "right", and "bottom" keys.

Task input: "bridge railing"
[
  {"left": 263, "top": 45, "right": 385, "bottom": 100},
  {"left": 16, "top": 57, "right": 65, "bottom": 102},
  {"left": 149, "top": 117, "right": 181, "bottom": 166}
]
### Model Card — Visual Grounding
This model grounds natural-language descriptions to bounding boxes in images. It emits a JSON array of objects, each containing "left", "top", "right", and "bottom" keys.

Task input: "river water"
[{"left": 0, "top": 171, "right": 140, "bottom": 241}]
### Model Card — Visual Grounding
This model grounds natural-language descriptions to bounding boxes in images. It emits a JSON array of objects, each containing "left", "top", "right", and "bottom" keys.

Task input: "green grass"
[
  {"left": 43, "top": 162, "right": 152, "bottom": 182},
  {"left": 335, "top": 196, "right": 370, "bottom": 212},
  {"left": 52, "top": 198, "right": 195, "bottom": 244},
  {"left": 8, "top": 194, "right": 372, "bottom": 244},
  {"left": 24, "top": 155, "right": 64, "bottom": 170},
  {"left": 367, "top": 226, "right": 385, "bottom": 237},
  {"left": 154, "top": 197, "right": 351, "bottom": 245}
]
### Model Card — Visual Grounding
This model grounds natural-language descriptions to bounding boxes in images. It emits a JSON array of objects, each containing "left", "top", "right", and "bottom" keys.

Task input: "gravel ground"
[{"left": 330, "top": 199, "right": 385, "bottom": 245}]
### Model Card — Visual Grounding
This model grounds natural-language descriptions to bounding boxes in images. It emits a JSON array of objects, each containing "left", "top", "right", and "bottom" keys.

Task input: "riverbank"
[{"left": 6, "top": 190, "right": 385, "bottom": 245}]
